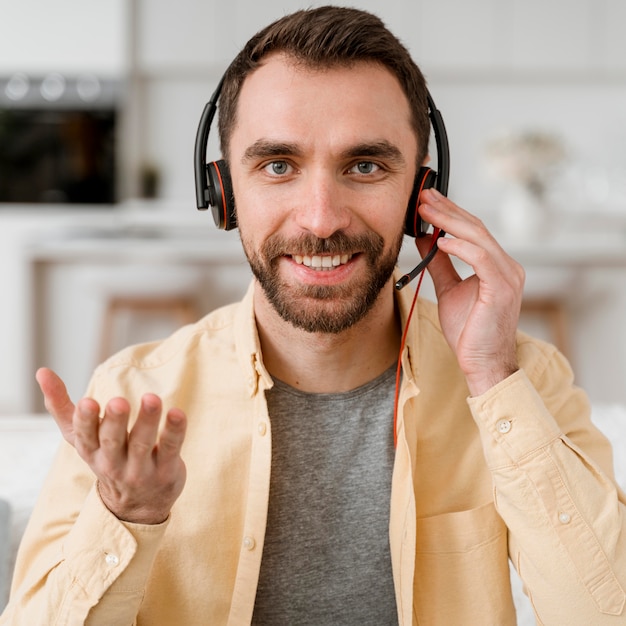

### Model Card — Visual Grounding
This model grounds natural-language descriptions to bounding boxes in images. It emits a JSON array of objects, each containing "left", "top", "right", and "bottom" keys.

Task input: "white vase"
[{"left": 499, "top": 183, "right": 550, "bottom": 242}]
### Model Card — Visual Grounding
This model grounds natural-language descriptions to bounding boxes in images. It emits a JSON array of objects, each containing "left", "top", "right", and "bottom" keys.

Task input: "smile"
[{"left": 292, "top": 253, "right": 353, "bottom": 270}]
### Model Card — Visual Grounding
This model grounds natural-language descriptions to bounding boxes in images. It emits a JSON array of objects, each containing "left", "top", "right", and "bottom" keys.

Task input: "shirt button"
[
  {"left": 243, "top": 536, "right": 256, "bottom": 551},
  {"left": 496, "top": 418, "right": 512, "bottom": 434},
  {"left": 105, "top": 553, "right": 119, "bottom": 567},
  {"left": 559, "top": 512, "right": 571, "bottom": 524},
  {"left": 257, "top": 421, "right": 267, "bottom": 436}
]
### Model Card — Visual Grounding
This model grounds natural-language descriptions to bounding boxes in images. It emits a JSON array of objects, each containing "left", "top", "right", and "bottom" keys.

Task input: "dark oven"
[{"left": 0, "top": 73, "right": 121, "bottom": 205}]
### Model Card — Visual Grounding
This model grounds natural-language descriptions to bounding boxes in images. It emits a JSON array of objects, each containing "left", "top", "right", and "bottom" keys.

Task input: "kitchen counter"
[
  {"left": 24, "top": 224, "right": 246, "bottom": 264},
  {"left": 23, "top": 216, "right": 253, "bottom": 412}
]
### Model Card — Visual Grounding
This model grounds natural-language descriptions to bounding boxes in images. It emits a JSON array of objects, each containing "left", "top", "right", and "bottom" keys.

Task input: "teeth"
[{"left": 293, "top": 254, "right": 351, "bottom": 269}]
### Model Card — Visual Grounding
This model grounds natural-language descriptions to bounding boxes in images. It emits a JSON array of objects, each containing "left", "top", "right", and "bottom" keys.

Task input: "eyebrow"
[
  {"left": 241, "top": 139, "right": 406, "bottom": 166},
  {"left": 242, "top": 140, "right": 302, "bottom": 163},
  {"left": 340, "top": 141, "right": 406, "bottom": 166}
]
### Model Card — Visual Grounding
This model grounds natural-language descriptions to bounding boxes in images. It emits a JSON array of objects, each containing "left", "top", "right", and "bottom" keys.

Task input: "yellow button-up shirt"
[{"left": 3, "top": 281, "right": 625, "bottom": 625}]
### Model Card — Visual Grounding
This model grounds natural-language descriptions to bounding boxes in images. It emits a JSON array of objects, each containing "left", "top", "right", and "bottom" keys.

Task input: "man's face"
[{"left": 228, "top": 54, "right": 419, "bottom": 334}]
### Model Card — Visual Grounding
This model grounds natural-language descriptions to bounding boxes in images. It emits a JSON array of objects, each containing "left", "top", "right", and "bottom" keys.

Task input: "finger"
[
  {"left": 36, "top": 367, "right": 76, "bottom": 443},
  {"left": 72, "top": 397, "right": 103, "bottom": 459},
  {"left": 419, "top": 190, "right": 524, "bottom": 286},
  {"left": 437, "top": 234, "right": 523, "bottom": 284},
  {"left": 36, "top": 367, "right": 74, "bottom": 421},
  {"left": 156, "top": 408, "right": 187, "bottom": 465},
  {"left": 419, "top": 189, "right": 514, "bottom": 273},
  {"left": 414, "top": 233, "right": 462, "bottom": 300},
  {"left": 419, "top": 189, "right": 490, "bottom": 250},
  {"left": 94, "top": 397, "right": 131, "bottom": 467},
  {"left": 127, "top": 394, "right": 163, "bottom": 464},
  {"left": 420, "top": 188, "right": 484, "bottom": 233}
]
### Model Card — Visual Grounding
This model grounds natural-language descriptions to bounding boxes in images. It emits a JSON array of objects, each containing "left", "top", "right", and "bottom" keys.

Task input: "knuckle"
[
  {"left": 96, "top": 460, "right": 124, "bottom": 483},
  {"left": 128, "top": 439, "right": 155, "bottom": 457},
  {"left": 99, "top": 433, "right": 125, "bottom": 452},
  {"left": 475, "top": 247, "right": 490, "bottom": 265},
  {"left": 474, "top": 216, "right": 487, "bottom": 231},
  {"left": 158, "top": 436, "right": 180, "bottom": 456}
]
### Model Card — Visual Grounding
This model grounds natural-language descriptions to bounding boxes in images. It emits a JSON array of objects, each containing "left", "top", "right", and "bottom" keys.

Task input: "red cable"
[{"left": 393, "top": 229, "right": 440, "bottom": 447}]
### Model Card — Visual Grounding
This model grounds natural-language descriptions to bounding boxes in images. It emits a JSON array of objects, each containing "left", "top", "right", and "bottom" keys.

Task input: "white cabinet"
[{"left": 0, "top": 0, "right": 128, "bottom": 76}]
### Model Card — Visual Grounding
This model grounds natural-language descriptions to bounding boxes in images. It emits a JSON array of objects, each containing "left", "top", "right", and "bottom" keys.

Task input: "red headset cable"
[{"left": 393, "top": 228, "right": 441, "bottom": 448}]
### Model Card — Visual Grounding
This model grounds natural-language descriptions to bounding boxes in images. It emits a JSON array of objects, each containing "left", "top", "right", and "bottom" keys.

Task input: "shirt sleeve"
[
  {"left": 1, "top": 441, "right": 168, "bottom": 626},
  {"left": 468, "top": 360, "right": 626, "bottom": 623}
]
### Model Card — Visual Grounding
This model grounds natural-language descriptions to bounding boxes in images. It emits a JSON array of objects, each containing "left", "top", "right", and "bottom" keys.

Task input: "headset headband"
[{"left": 194, "top": 74, "right": 449, "bottom": 210}]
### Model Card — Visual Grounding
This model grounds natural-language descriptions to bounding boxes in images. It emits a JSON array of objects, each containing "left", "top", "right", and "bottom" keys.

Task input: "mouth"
[{"left": 291, "top": 253, "right": 353, "bottom": 271}]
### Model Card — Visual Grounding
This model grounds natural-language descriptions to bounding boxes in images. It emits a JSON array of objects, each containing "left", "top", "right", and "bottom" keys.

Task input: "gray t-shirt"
[{"left": 252, "top": 365, "right": 398, "bottom": 625}]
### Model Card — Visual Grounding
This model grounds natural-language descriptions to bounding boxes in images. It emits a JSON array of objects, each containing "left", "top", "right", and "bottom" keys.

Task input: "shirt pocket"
[{"left": 413, "top": 501, "right": 517, "bottom": 626}]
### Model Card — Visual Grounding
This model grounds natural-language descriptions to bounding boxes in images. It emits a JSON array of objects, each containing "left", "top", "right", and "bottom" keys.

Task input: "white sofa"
[
  {"left": 1, "top": 408, "right": 624, "bottom": 622},
  {"left": 0, "top": 416, "right": 61, "bottom": 607}
]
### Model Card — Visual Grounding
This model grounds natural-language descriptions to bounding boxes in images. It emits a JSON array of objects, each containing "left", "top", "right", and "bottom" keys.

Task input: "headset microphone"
[{"left": 194, "top": 72, "right": 451, "bottom": 288}]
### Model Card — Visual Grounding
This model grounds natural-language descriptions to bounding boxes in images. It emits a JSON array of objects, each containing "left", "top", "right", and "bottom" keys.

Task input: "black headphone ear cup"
[
  {"left": 405, "top": 167, "right": 437, "bottom": 237},
  {"left": 206, "top": 160, "right": 236, "bottom": 230}
]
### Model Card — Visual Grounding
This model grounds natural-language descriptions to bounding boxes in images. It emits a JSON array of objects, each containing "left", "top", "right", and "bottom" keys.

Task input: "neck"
[{"left": 253, "top": 281, "right": 401, "bottom": 393}]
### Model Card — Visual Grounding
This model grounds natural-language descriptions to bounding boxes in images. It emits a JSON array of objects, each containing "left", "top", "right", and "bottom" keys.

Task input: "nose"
[{"left": 294, "top": 170, "right": 352, "bottom": 239}]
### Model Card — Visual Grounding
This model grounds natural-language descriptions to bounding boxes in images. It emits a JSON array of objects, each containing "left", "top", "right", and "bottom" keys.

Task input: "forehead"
[{"left": 229, "top": 54, "right": 416, "bottom": 158}]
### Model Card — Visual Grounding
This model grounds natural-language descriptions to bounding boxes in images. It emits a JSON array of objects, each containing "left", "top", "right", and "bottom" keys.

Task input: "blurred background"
[{"left": 1, "top": 0, "right": 626, "bottom": 412}]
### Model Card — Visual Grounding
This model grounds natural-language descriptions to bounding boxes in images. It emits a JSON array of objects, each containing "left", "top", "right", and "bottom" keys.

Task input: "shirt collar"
[
  {"left": 234, "top": 269, "right": 422, "bottom": 396},
  {"left": 234, "top": 281, "right": 273, "bottom": 397}
]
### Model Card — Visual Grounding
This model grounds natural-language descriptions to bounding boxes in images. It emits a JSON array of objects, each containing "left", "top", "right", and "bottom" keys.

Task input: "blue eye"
[
  {"left": 351, "top": 161, "right": 379, "bottom": 175},
  {"left": 265, "top": 161, "right": 290, "bottom": 175}
]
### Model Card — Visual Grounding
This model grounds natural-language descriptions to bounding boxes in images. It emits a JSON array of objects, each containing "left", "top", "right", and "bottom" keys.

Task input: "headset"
[{"left": 194, "top": 70, "right": 450, "bottom": 290}]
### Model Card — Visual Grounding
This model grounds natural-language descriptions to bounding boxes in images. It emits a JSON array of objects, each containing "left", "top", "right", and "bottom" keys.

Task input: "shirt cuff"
[
  {"left": 467, "top": 369, "right": 563, "bottom": 467},
  {"left": 63, "top": 485, "right": 169, "bottom": 597}
]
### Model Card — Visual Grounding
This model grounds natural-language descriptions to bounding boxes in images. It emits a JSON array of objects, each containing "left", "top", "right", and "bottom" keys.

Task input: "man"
[{"left": 3, "top": 6, "right": 625, "bottom": 625}]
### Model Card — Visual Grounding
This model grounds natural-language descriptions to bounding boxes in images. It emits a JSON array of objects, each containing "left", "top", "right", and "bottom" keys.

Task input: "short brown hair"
[{"left": 217, "top": 6, "right": 430, "bottom": 164}]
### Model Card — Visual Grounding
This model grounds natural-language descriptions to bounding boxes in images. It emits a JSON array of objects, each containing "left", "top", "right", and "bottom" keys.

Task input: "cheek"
[
  {"left": 236, "top": 199, "right": 281, "bottom": 241},
  {"left": 232, "top": 171, "right": 282, "bottom": 220},
  {"left": 235, "top": 190, "right": 287, "bottom": 256},
  {"left": 359, "top": 190, "right": 409, "bottom": 235}
]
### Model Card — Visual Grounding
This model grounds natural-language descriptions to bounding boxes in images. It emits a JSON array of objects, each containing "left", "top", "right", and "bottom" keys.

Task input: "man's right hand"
[{"left": 36, "top": 367, "right": 188, "bottom": 525}]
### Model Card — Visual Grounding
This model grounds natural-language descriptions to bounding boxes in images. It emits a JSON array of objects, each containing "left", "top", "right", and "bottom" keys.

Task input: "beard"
[{"left": 241, "top": 229, "right": 404, "bottom": 334}]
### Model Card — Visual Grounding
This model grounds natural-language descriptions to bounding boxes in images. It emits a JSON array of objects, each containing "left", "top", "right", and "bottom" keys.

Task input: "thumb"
[{"left": 35, "top": 367, "right": 77, "bottom": 443}]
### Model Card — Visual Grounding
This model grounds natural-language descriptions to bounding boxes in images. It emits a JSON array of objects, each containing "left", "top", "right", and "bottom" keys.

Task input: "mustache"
[{"left": 261, "top": 231, "right": 385, "bottom": 259}]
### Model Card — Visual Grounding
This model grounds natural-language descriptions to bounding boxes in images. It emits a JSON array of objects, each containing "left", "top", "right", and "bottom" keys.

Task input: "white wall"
[{"left": 0, "top": 0, "right": 128, "bottom": 76}]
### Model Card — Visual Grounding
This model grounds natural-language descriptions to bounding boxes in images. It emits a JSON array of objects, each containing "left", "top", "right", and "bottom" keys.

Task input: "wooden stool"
[
  {"left": 520, "top": 297, "right": 570, "bottom": 359},
  {"left": 99, "top": 295, "right": 200, "bottom": 362}
]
